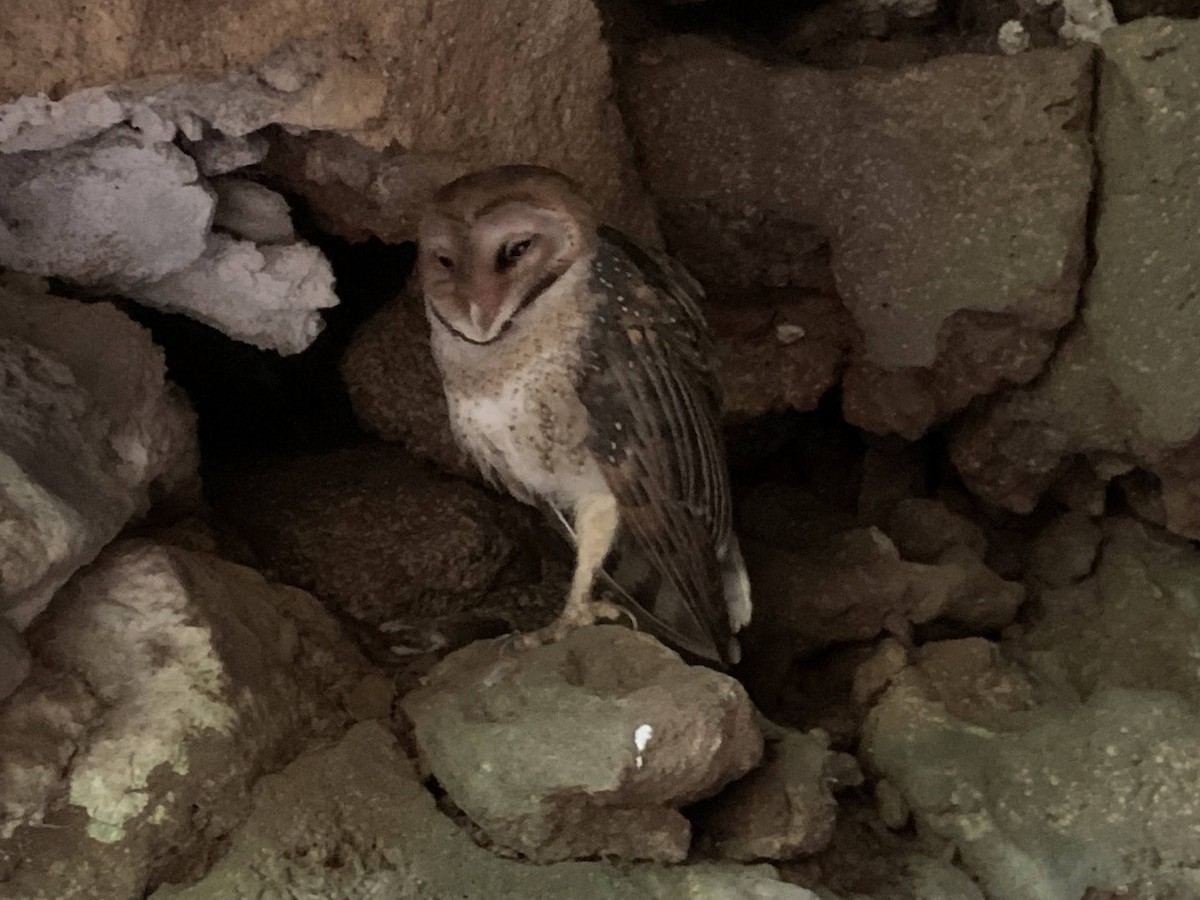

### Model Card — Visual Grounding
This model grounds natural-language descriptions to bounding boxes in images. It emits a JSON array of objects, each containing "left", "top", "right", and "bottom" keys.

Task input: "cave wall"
[{"left": 3, "top": 0, "right": 1200, "bottom": 897}]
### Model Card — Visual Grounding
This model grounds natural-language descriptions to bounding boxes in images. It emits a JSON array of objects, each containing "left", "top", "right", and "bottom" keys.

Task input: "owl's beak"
[{"left": 469, "top": 295, "right": 502, "bottom": 335}]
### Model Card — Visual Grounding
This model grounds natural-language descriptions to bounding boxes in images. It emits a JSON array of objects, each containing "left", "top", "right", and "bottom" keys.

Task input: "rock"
[
  {"left": 911, "top": 638, "right": 1036, "bottom": 722},
  {"left": 856, "top": 437, "right": 931, "bottom": 524},
  {"left": 740, "top": 523, "right": 1024, "bottom": 654},
  {"left": 707, "top": 292, "right": 854, "bottom": 422},
  {"left": 1025, "top": 510, "right": 1102, "bottom": 588},
  {"left": 952, "top": 20, "right": 1200, "bottom": 537},
  {"left": 882, "top": 498, "right": 988, "bottom": 565},
  {"left": 209, "top": 443, "right": 554, "bottom": 637},
  {"left": 998, "top": 20, "right": 1033, "bottom": 53},
  {"left": 262, "top": 130, "right": 464, "bottom": 246},
  {"left": 862, "top": 518, "right": 1200, "bottom": 898},
  {"left": 693, "top": 727, "right": 859, "bottom": 861},
  {"left": 401, "top": 626, "right": 763, "bottom": 863},
  {"left": 125, "top": 233, "right": 338, "bottom": 354},
  {"left": 0, "top": 127, "right": 213, "bottom": 286},
  {"left": 152, "top": 721, "right": 817, "bottom": 900},
  {"left": 1014, "top": 517, "right": 1200, "bottom": 706},
  {"left": 864, "top": 681, "right": 1200, "bottom": 900},
  {"left": 1059, "top": 0, "right": 1117, "bottom": 44},
  {"left": 0, "top": 88, "right": 128, "bottom": 153},
  {"left": 209, "top": 177, "right": 295, "bottom": 244},
  {"left": 0, "top": 622, "right": 29, "bottom": 702},
  {"left": 0, "top": 0, "right": 656, "bottom": 246},
  {"left": 0, "top": 119, "right": 336, "bottom": 354},
  {"left": 0, "top": 281, "right": 196, "bottom": 630},
  {"left": 850, "top": 637, "right": 909, "bottom": 708},
  {"left": 180, "top": 130, "right": 269, "bottom": 177},
  {"left": 0, "top": 540, "right": 378, "bottom": 899},
  {"left": 340, "top": 284, "right": 469, "bottom": 476},
  {"left": 781, "top": 796, "right": 987, "bottom": 900},
  {"left": 624, "top": 37, "right": 1093, "bottom": 438},
  {"left": 0, "top": 43, "right": 388, "bottom": 150}
]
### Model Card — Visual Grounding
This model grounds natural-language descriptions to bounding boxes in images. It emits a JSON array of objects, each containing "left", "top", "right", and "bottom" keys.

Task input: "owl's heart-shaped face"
[{"left": 420, "top": 199, "right": 582, "bottom": 345}]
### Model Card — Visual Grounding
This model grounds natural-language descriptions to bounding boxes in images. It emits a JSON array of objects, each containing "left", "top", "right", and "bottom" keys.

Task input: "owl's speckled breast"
[{"left": 429, "top": 265, "right": 608, "bottom": 510}]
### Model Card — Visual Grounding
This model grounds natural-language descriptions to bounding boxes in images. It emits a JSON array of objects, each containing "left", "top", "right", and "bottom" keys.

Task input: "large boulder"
[
  {"left": 951, "top": 19, "right": 1200, "bottom": 539},
  {"left": 0, "top": 280, "right": 196, "bottom": 631},
  {"left": 153, "top": 721, "right": 817, "bottom": 900},
  {"left": 862, "top": 517, "right": 1200, "bottom": 900},
  {"left": 401, "top": 626, "right": 763, "bottom": 863},
  {"left": 622, "top": 37, "right": 1093, "bottom": 439},
  {"left": 210, "top": 443, "right": 557, "bottom": 642},
  {"left": 866, "top": 680, "right": 1200, "bottom": 900},
  {"left": 0, "top": 540, "right": 383, "bottom": 900}
]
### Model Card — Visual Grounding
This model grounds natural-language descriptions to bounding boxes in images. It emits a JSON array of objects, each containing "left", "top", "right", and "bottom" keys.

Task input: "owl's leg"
[{"left": 513, "top": 492, "right": 626, "bottom": 650}]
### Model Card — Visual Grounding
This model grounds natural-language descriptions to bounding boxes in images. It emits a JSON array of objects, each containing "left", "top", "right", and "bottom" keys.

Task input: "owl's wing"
[{"left": 577, "top": 225, "right": 734, "bottom": 665}]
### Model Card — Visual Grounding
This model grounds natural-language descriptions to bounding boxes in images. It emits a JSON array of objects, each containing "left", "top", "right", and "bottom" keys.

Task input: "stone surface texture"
[
  {"left": 124, "top": 234, "right": 337, "bottom": 354},
  {"left": 861, "top": 517, "right": 1200, "bottom": 899},
  {"left": 340, "top": 285, "right": 472, "bottom": 477},
  {"left": 0, "top": 541, "right": 381, "bottom": 900},
  {"left": 623, "top": 37, "right": 1093, "bottom": 439},
  {"left": 152, "top": 721, "right": 817, "bottom": 900},
  {"left": 738, "top": 498, "right": 1025, "bottom": 653},
  {"left": 0, "top": 280, "right": 197, "bottom": 630},
  {"left": 209, "top": 176, "right": 295, "bottom": 244},
  {"left": 0, "top": 622, "right": 30, "bottom": 703},
  {"left": 209, "top": 443, "right": 552, "bottom": 636},
  {"left": 693, "top": 725, "right": 860, "bottom": 862},
  {"left": 1, "top": 0, "right": 660, "bottom": 353},
  {"left": 0, "top": 0, "right": 656, "bottom": 245},
  {"left": 952, "top": 20, "right": 1200, "bottom": 538},
  {"left": 401, "top": 626, "right": 763, "bottom": 863},
  {"left": 0, "top": 127, "right": 214, "bottom": 285}
]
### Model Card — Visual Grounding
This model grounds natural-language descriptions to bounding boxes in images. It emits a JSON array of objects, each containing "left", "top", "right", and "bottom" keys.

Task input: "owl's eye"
[
  {"left": 506, "top": 239, "right": 532, "bottom": 260},
  {"left": 437, "top": 255, "right": 454, "bottom": 270},
  {"left": 496, "top": 238, "right": 533, "bottom": 271}
]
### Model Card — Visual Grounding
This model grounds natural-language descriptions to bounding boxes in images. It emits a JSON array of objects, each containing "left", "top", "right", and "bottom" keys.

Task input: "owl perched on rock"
[{"left": 418, "top": 165, "right": 750, "bottom": 667}]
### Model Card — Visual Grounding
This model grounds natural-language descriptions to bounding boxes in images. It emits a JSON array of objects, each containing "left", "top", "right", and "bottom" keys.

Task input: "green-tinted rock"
[
  {"left": 953, "top": 19, "right": 1200, "bottom": 536},
  {"left": 153, "top": 721, "right": 818, "bottom": 900}
]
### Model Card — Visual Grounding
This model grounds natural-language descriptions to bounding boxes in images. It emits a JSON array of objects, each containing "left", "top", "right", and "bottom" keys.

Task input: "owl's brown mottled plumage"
[{"left": 418, "top": 165, "right": 750, "bottom": 666}]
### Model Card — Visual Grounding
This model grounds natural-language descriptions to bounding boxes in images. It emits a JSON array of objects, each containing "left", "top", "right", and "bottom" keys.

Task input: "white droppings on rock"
[{"left": 635, "top": 723, "right": 654, "bottom": 769}]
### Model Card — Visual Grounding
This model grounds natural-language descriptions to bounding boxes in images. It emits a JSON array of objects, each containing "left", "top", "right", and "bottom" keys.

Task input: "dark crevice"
[{"left": 123, "top": 219, "right": 415, "bottom": 468}]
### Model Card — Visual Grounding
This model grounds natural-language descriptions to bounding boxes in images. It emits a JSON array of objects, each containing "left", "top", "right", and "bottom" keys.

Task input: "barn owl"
[{"left": 418, "top": 165, "right": 750, "bottom": 667}]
